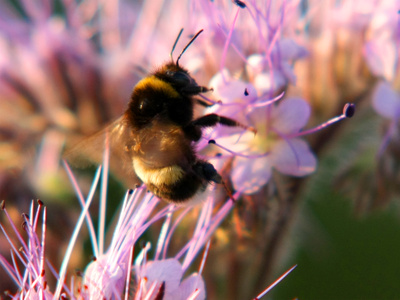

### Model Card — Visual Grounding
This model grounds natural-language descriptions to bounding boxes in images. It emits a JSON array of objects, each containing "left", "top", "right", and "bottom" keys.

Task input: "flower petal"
[
  {"left": 270, "top": 138, "right": 317, "bottom": 176},
  {"left": 214, "top": 131, "right": 256, "bottom": 153},
  {"left": 254, "top": 71, "right": 287, "bottom": 95},
  {"left": 168, "top": 274, "right": 206, "bottom": 300},
  {"left": 364, "top": 37, "right": 396, "bottom": 81},
  {"left": 271, "top": 98, "right": 311, "bottom": 134},
  {"left": 273, "top": 38, "right": 308, "bottom": 61},
  {"left": 84, "top": 255, "right": 125, "bottom": 299},
  {"left": 141, "top": 259, "right": 183, "bottom": 296},
  {"left": 209, "top": 69, "right": 248, "bottom": 102},
  {"left": 372, "top": 81, "right": 400, "bottom": 119},
  {"left": 247, "top": 54, "right": 265, "bottom": 80},
  {"left": 231, "top": 156, "right": 272, "bottom": 194}
]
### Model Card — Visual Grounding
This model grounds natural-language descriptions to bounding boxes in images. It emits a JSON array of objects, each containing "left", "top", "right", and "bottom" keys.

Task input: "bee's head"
[
  {"left": 127, "top": 29, "right": 209, "bottom": 128},
  {"left": 151, "top": 29, "right": 208, "bottom": 95},
  {"left": 154, "top": 63, "right": 202, "bottom": 95}
]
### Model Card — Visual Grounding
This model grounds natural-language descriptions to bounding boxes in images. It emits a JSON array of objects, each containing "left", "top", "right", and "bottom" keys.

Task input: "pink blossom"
[
  {"left": 134, "top": 259, "right": 205, "bottom": 300},
  {"left": 208, "top": 71, "right": 316, "bottom": 194}
]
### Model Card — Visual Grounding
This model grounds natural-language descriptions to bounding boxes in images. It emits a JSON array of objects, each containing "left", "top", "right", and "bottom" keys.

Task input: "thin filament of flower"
[
  {"left": 253, "top": 264, "right": 297, "bottom": 300},
  {"left": 198, "top": 240, "right": 211, "bottom": 276},
  {"left": 39, "top": 206, "right": 47, "bottom": 289},
  {"left": 143, "top": 281, "right": 159, "bottom": 300},
  {"left": 247, "top": 91, "right": 285, "bottom": 109},
  {"left": 154, "top": 207, "right": 174, "bottom": 260},
  {"left": 125, "top": 245, "right": 135, "bottom": 300},
  {"left": 32, "top": 200, "right": 42, "bottom": 232},
  {"left": 187, "top": 288, "right": 201, "bottom": 300},
  {"left": 163, "top": 206, "right": 192, "bottom": 260},
  {"left": 55, "top": 166, "right": 102, "bottom": 299},
  {"left": 217, "top": 23, "right": 249, "bottom": 65},
  {"left": 1, "top": 209, "right": 29, "bottom": 268},
  {"left": 99, "top": 130, "right": 111, "bottom": 256},
  {"left": 63, "top": 160, "right": 99, "bottom": 257},
  {"left": 288, "top": 106, "right": 352, "bottom": 139},
  {"left": 0, "top": 251, "right": 19, "bottom": 286},
  {"left": 220, "top": 7, "right": 241, "bottom": 82},
  {"left": 182, "top": 198, "right": 214, "bottom": 270},
  {"left": 208, "top": 139, "right": 270, "bottom": 158}
]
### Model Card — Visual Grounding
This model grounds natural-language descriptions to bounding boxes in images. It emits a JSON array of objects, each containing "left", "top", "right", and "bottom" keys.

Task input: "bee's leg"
[
  {"left": 194, "top": 160, "right": 236, "bottom": 201},
  {"left": 193, "top": 161, "right": 222, "bottom": 183},
  {"left": 184, "top": 114, "right": 255, "bottom": 141},
  {"left": 190, "top": 114, "right": 256, "bottom": 132},
  {"left": 195, "top": 98, "right": 215, "bottom": 107},
  {"left": 181, "top": 85, "right": 211, "bottom": 95}
]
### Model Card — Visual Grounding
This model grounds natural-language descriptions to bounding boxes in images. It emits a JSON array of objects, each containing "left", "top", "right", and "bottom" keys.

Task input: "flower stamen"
[
  {"left": 288, "top": 103, "right": 356, "bottom": 138},
  {"left": 208, "top": 139, "right": 270, "bottom": 158}
]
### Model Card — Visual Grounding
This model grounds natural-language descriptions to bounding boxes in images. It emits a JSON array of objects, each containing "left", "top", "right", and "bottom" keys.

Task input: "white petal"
[
  {"left": 272, "top": 38, "right": 308, "bottom": 60},
  {"left": 372, "top": 81, "right": 400, "bottom": 119},
  {"left": 209, "top": 69, "right": 248, "bottom": 102},
  {"left": 167, "top": 274, "right": 206, "bottom": 300},
  {"left": 83, "top": 255, "right": 126, "bottom": 299},
  {"left": 364, "top": 37, "right": 396, "bottom": 81},
  {"left": 247, "top": 54, "right": 265, "bottom": 78},
  {"left": 271, "top": 98, "right": 310, "bottom": 134},
  {"left": 231, "top": 156, "right": 272, "bottom": 194},
  {"left": 254, "top": 71, "right": 286, "bottom": 95},
  {"left": 140, "top": 259, "right": 183, "bottom": 295},
  {"left": 215, "top": 131, "right": 256, "bottom": 153},
  {"left": 270, "top": 139, "right": 317, "bottom": 176}
]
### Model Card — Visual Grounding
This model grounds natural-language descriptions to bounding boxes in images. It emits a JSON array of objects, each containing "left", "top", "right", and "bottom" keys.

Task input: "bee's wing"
[{"left": 63, "top": 116, "right": 141, "bottom": 188}]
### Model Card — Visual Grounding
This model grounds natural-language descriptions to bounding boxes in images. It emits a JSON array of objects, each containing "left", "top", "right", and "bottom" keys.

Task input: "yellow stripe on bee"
[
  {"left": 133, "top": 158, "right": 184, "bottom": 186},
  {"left": 135, "top": 76, "right": 179, "bottom": 98}
]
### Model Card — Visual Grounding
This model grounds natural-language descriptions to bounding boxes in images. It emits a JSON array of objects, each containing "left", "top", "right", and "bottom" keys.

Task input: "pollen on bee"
[
  {"left": 133, "top": 144, "right": 141, "bottom": 153},
  {"left": 133, "top": 158, "right": 185, "bottom": 186},
  {"left": 135, "top": 76, "right": 180, "bottom": 98}
]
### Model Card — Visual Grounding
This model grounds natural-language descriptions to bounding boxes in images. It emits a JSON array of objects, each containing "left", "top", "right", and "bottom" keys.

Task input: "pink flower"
[
  {"left": 81, "top": 186, "right": 163, "bottom": 299},
  {"left": 207, "top": 71, "right": 316, "bottom": 194},
  {"left": 246, "top": 42, "right": 308, "bottom": 95},
  {"left": 76, "top": 149, "right": 234, "bottom": 299},
  {"left": 0, "top": 200, "right": 52, "bottom": 299},
  {"left": 231, "top": 98, "right": 316, "bottom": 194},
  {"left": 134, "top": 259, "right": 205, "bottom": 300}
]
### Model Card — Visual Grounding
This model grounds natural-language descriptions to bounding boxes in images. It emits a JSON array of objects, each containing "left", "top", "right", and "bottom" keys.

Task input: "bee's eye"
[{"left": 166, "top": 70, "right": 191, "bottom": 85}]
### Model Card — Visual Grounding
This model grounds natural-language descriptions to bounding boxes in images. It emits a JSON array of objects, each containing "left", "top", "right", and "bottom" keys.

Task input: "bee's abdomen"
[
  {"left": 148, "top": 173, "right": 204, "bottom": 203},
  {"left": 133, "top": 157, "right": 222, "bottom": 203},
  {"left": 133, "top": 158, "right": 202, "bottom": 202}
]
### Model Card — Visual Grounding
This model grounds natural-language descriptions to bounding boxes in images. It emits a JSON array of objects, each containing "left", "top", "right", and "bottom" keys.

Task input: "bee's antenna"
[
  {"left": 176, "top": 29, "right": 204, "bottom": 67},
  {"left": 170, "top": 28, "right": 184, "bottom": 62}
]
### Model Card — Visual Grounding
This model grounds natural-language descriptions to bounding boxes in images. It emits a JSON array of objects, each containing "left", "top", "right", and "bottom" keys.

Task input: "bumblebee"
[{"left": 65, "top": 29, "right": 252, "bottom": 204}]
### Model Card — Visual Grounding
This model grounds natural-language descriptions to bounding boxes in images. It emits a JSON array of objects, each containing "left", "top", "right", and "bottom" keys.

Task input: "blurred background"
[{"left": 1, "top": 0, "right": 400, "bottom": 299}]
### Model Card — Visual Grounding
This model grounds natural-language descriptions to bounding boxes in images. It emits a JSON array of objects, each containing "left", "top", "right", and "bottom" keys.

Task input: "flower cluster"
[{"left": 0, "top": 160, "right": 295, "bottom": 298}]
